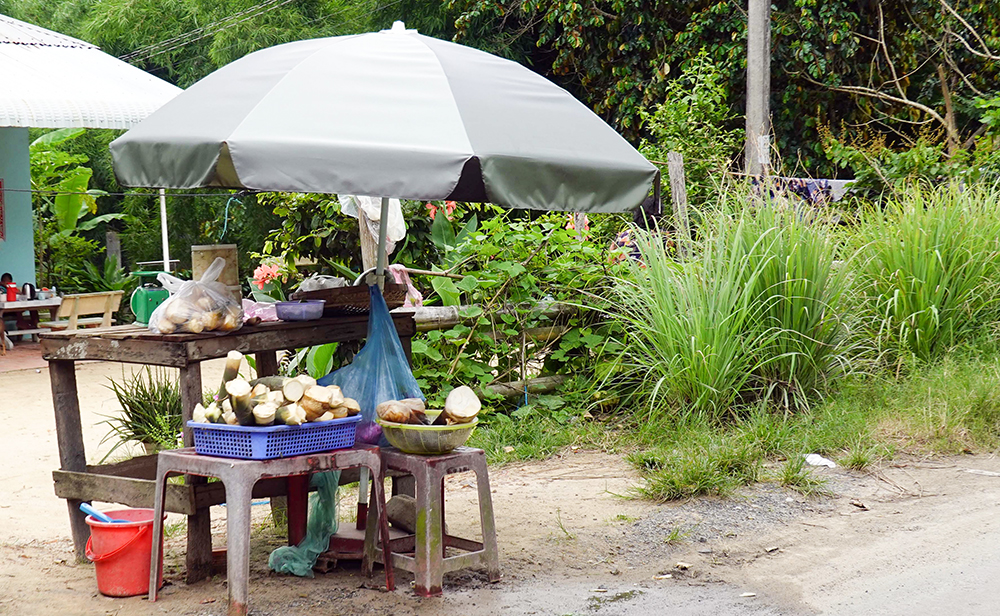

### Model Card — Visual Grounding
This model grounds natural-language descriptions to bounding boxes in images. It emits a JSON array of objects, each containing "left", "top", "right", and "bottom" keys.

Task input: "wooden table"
[
  {"left": 40, "top": 314, "right": 415, "bottom": 582},
  {"left": 0, "top": 297, "right": 61, "bottom": 354}
]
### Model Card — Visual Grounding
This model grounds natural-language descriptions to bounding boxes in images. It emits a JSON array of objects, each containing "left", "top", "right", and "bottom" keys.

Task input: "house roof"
[{"left": 0, "top": 14, "right": 181, "bottom": 129}]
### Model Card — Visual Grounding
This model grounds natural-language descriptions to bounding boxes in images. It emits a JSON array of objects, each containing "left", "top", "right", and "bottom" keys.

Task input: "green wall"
[{"left": 0, "top": 127, "right": 36, "bottom": 286}]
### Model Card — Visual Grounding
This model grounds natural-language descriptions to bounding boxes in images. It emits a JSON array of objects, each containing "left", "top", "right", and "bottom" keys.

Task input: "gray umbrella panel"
[{"left": 110, "top": 27, "right": 657, "bottom": 213}]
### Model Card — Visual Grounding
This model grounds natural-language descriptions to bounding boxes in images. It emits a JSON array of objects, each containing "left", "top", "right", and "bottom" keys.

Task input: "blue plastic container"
[{"left": 187, "top": 415, "right": 361, "bottom": 460}]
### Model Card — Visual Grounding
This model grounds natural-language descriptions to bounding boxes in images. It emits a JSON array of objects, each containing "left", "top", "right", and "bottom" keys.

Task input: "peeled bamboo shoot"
[
  {"left": 342, "top": 398, "right": 361, "bottom": 416},
  {"left": 250, "top": 376, "right": 305, "bottom": 403},
  {"left": 253, "top": 402, "right": 278, "bottom": 426},
  {"left": 217, "top": 351, "right": 243, "bottom": 400},
  {"left": 301, "top": 386, "right": 331, "bottom": 421},
  {"left": 225, "top": 378, "right": 254, "bottom": 426},
  {"left": 276, "top": 404, "right": 307, "bottom": 426},
  {"left": 443, "top": 386, "right": 481, "bottom": 423},
  {"left": 294, "top": 374, "right": 317, "bottom": 388}
]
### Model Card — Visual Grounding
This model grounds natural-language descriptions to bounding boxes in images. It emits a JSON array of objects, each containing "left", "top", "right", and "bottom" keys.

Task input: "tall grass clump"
[
  {"left": 852, "top": 184, "right": 1000, "bottom": 363},
  {"left": 604, "top": 191, "right": 850, "bottom": 418}
]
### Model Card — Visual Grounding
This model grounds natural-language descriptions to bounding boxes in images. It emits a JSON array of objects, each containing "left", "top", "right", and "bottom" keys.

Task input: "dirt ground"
[{"left": 2, "top": 359, "right": 1000, "bottom": 615}]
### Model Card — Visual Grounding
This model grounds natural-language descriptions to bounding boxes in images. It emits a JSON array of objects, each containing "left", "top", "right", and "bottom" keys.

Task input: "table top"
[
  {"left": 39, "top": 312, "right": 416, "bottom": 366},
  {"left": 159, "top": 444, "right": 381, "bottom": 477},
  {"left": 0, "top": 297, "right": 62, "bottom": 311}
]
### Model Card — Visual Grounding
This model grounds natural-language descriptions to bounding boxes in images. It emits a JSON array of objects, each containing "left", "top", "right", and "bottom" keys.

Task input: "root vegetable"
[
  {"left": 443, "top": 386, "right": 481, "bottom": 424},
  {"left": 342, "top": 398, "right": 361, "bottom": 416},
  {"left": 192, "top": 403, "right": 208, "bottom": 424},
  {"left": 377, "top": 400, "right": 411, "bottom": 424},
  {"left": 326, "top": 385, "right": 345, "bottom": 407},
  {"left": 204, "top": 402, "right": 222, "bottom": 423},
  {"left": 317, "top": 411, "right": 335, "bottom": 422},
  {"left": 217, "top": 351, "right": 243, "bottom": 400},
  {"left": 301, "top": 386, "right": 332, "bottom": 421},
  {"left": 253, "top": 402, "right": 278, "bottom": 426},
  {"left": 328, "top": 406, "right": 349, "bottom": 419},
  {"left": 225, "top": 378, "right": 254, "bottom": 425},
  {"left": 156, "top": 319, "right": 176, "bottom": 334},
  {"left": 400, "top": 398, "right": 425, "bottom": 413},
  {"left": 251, "top": 383, "right": 270, "bottom": 399},
  {"left": 223, "top": 410, "right": 239, "bottom": 425},
  {"left": 266, "top": 390, "right": 286, "bottom": 405},
  {"left": 294, "top": 374, "right": 317, "bottom": 388},
  {"left": 277, "top": 404, "right": 307, "bottom": 426},
  {"left": 250, "top": 376, "right": 305, "bottom": 403}
]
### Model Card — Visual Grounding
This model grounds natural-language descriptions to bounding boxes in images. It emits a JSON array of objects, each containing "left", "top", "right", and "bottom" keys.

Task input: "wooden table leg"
[
  {"left": 255, "top": 350, "right": 279, "bottom": 378},
  {"left": 49, "top": 360, "right": 89, "bottom": 562},
  {"left": 180, "top": 362, "right": 213, "bottom": 583},
  {"left": 286, "top": 475, "right": 309, "bottom": 546}
]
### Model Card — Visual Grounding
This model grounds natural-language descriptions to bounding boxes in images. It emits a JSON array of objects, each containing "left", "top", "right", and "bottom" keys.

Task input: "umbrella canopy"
[
  {"left": 0, "top": 14, "right": 182, "bottom": 129},
  {"left": 110, "top": 22, "right": 657, "bottom": 214}
]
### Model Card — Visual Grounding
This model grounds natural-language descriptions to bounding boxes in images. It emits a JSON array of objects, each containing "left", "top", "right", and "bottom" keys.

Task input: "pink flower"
[
  {"left": 253, "top": 264, "right": 281, "bottom": 290},
  {"left": 425, "top": 202, "right": 438, "bottom": 219}
]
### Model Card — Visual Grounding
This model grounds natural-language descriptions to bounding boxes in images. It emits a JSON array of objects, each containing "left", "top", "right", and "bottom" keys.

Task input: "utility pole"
[{"left": 745, "top": 0, "right": 771, "bottom": 175}]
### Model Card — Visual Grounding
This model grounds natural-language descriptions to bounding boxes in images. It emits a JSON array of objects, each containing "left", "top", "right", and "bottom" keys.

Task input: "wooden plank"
[
  {"left": 53, "top": 470, "right": 197, "bottom": 516},
  {"left": 667, "top": 152, "right": 692, "bottom": 259},
  {"left": 41, "top": 337, "right": 188, "bottom": 366},
  {"left": 87, "top": 454, "right": 158, "bottom": 480},
  {"left": 49, "top": 361, "right": 89, "bottom": 562},
  {"left": 184, "top": 314, "right": 415, "bottom": 361}
]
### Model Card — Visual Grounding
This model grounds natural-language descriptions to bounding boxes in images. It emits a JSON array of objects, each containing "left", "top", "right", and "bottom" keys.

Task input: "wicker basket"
[{"left": 290, "top": 282, "right": 407, "bottom": 315}]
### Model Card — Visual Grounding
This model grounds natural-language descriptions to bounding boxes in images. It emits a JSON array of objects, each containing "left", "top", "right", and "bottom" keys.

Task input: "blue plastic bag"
[{"left": 318, "top": 285, "right": 423, "bottom": 443}]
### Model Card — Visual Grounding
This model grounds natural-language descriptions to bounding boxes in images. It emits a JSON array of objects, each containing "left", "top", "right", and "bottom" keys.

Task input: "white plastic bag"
[
  {"left": 148, "top": 257, "right": 243, "bottom": 334},
  {"left": 338, "top": 195, "right": 406, "bottom": 254}
]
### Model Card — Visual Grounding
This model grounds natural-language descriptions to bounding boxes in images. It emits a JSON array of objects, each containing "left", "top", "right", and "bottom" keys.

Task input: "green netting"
[{"left": 267, "top": 470, "right": 340, "bottom": 577}]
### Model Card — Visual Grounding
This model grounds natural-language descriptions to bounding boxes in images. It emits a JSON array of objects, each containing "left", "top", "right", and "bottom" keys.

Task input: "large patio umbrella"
[{"left": 110, "top": 21, "right": 658, "bottom": 280}]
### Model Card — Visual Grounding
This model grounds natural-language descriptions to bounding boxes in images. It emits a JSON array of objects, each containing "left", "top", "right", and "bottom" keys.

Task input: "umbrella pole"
[
  {"left": 375, "top": 196, "right": 390, "bottom": 290},
  {"left": 159, "top": 188, "right": 170, "bottom": 271}
]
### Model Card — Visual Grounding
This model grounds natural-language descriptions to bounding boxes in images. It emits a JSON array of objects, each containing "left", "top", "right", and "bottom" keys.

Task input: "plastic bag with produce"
[{"left": 148, "top": 257, "right": 243, "bottom": 334}]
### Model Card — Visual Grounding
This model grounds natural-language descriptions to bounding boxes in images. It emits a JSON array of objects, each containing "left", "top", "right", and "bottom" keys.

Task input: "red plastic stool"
[{"left": 370, "top": 446, "right": 500, "bottom": 596}]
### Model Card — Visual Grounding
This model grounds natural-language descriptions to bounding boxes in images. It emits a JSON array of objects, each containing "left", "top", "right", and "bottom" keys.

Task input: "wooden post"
[
  {"left": 358, "top": 208, "right": 379, "bottom": 276},
  {"left": 667, "top": 152, "right": 691, "bottom": 258},
  {"left": 746, "top": 0, "right": 771, "bottom": 175},
  {"left": 179, "top": 362, "right": 213, "bottom": 583},
  {"left": 105, "top": 231, "right": 121, "bottom": 268},
  {"left": 50, "top": 360, "right": 89, "bottom": 562}
]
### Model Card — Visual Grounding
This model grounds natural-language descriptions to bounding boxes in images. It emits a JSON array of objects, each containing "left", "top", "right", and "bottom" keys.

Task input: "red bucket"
[{"left": 85, "top": 508, "right": 164, "bottom": 597}]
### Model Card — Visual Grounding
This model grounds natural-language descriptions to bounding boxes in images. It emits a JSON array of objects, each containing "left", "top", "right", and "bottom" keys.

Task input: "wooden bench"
[{"left": 41, "top": 291, "right": 124, "bottom": 331}]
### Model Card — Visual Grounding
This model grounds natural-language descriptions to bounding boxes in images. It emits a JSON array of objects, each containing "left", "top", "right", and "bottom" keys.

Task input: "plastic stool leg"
[
  {"left": 148, "top": 463, "right": 169, "bottom": 602},
  {"left": 223, "top": 474, "right": 255, "bottom": 616},
  {"left": 473, "top": 457, "right": 501, "bottom": 582},
  {"left": 413, "top": 464, "right": 444, "bottom": 596}
]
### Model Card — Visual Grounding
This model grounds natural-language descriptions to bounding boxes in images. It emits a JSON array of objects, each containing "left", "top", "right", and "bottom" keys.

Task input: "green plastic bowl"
[{"left": 377, "top": 410, "right": 477, "bottom": 455}]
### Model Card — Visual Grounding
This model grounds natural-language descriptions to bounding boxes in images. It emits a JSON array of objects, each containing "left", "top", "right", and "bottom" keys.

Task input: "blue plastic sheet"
[{"left": 318, "top": 284, "right": 424, "bottom": 443}]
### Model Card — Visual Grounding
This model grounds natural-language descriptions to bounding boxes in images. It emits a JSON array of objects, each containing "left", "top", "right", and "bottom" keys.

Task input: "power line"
[
  {"left": 157, "top": 0, "right": 402, "bottom": 77},
  {"left": 3, "top": 188, "right": 251, "bottom": 198},
  {"left": 120, "top": 0, "right": 288, "bottom": 61},
  {"left": 122, "top": 0, "right": 302, "bottom": 63}
]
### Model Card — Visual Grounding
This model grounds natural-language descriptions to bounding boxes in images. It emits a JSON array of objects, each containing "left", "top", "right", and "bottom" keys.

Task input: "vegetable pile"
[
  {"left": 376, "top": 385, "right": 481, "bottom": 426},
  {"left": 191, "top": 351, "right": 361, "bottom": 427}
]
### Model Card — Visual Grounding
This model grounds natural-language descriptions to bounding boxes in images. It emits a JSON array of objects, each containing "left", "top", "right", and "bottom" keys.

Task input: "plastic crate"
[{"left": 187, "top": 415, "right": 361, "bottom": 460}]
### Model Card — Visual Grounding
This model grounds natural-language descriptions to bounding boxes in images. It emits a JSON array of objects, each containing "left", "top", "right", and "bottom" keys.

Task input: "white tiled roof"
[{"left": 0, "top": 14, "right": 181, "bottom": 129}]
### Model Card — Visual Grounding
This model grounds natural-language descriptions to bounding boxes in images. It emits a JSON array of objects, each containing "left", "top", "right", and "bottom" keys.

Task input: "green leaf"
[
  {"left": 431, "top": 275, "right": 461, "bottom": 306},
  {"left": 30, "top": 128, "right": 85, "bottom": 150},
  {"left": 53, "top": 167, "right": 93, "bottom": 232},
  {"left": 456, "top": 275, "right": 479, "bottom": 292},
  {"left": 455, "top": 214, "right": 478, "bottom": 244},
  {"left": 430, "top": 209, "right": 455, "bottom": 251},
  {"left": 411, "top": 339, "right": 443, "bottom": 361},
  {"left": 458, "top": 305, "right": 483, "bottom": 318},
  {"left": 76, "top": 212, "right": 125, "bottom": 232},
  {"left": 306, "top": 343, "right": 337, "bottom": 379}
]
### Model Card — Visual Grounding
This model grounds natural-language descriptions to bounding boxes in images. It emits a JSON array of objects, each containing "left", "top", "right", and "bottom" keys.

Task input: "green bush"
[
  {"left": 851, "top": 184, "right": 1000, "bottom": 362},
  {"left": 603, "top": 190, "right": 850, "bottom": 418}
]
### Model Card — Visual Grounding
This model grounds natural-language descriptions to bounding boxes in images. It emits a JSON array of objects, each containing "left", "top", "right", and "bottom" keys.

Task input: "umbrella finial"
[{"left": 391, "top": 21, "right": 406, "bottom": 32}]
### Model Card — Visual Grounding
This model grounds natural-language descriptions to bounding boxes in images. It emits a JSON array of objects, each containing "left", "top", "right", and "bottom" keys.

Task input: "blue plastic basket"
[{"left": 187, "top": 415, "right": 361, "bottom": 460}]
